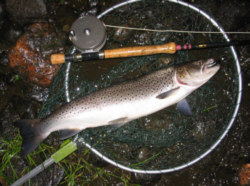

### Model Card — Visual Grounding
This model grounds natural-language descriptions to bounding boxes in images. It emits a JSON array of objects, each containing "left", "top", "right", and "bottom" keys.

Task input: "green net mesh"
[{"left": 39, "top": 0, "right": 240, "bottom": 172}]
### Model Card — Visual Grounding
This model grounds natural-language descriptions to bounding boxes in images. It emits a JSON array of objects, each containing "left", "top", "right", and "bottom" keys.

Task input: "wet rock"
[
  {"left": 134, "top": 33, "right": 151, "bottom": 45},
  {"left": 89, "top": 0, "right": 99, "bottom": 7},
  {"left": 86, "top": 150, "right": 109, "bottom": 168},
  {"left": 137, "top": 148, "right": 150, "bottom": 161},
  {"left": 132, "top": 173, "right": 161, "bottom": 186},
  {"left": 0, "top": 63, "right": 14, "bottom": 113},
  {"left": 54, "top": 5, "right": 78, "bottom": 33},
  {"left": 11, "top": 95, "right": 41, "bottom": 118},
  {"left": 54, "top": 0, "right": 100, "bottom": 18},
  {"left": 0, "top": 1, "right": 5, "bottom": 24},
  {"left": 113, "top": 25, "right": 133, "bottom": 42},
  {"left": 79, "top": 0, "right": 100, "bottom": 16},
  {"left": 239, "top": 164, "right": 250, "bottom": 185},
  {"left": 8, "top": 23, "right": 65, "bottom": 87},
  {"left": 0, "top": 80, "right": 8, "bottom": 113},
  {"left": 6, "top": 0, "right": 47, "bottom": 24},
  {"left": 0, "top": 21, "right": 24, "bottom": 45},
  {"left": 0, "top": 102, "right": 20, "bottom": 133},
  {"left": 0, "top": 52, "right": 9, "bottom": 66},
  {"left": 29, "top": 85, "right": 49, "bottom": 102},
  {"left": 28, "top": 164, "right": 64, "bottom": 186}
]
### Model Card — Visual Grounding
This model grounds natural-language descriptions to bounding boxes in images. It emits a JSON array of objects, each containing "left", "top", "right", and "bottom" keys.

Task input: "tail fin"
[{"left": 14, "top": 119, "right": 44, "bottom": 156}]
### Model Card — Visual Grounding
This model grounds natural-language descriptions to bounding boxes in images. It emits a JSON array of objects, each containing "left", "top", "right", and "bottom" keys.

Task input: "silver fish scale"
[
  {"left": 75, "top": 67, "right": 175, "bottom": 110},
  {"left": 41, "top": 67, "right": 176, "bottom": 129}
]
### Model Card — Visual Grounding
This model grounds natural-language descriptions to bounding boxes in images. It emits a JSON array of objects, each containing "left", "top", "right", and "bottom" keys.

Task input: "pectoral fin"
[
  {"left": 156, "top": 87, "right": 180, "bottom": 99},
  {"left": 59, "top": 129, "right": 82, "bottom": 140},
  {"left": 177, "top": 98, "right": 192, "bottom": 116},
  {"left": 108, "top": 117, "right": 128, "bottom": 128}
]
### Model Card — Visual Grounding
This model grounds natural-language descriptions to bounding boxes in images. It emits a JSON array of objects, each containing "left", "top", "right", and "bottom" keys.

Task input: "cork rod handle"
[
  {"left": 50, "top": 54, "right": 66, "bottom": 64},
  {"left": 104, "top": 42, "right": 176, "bottom": 58}
]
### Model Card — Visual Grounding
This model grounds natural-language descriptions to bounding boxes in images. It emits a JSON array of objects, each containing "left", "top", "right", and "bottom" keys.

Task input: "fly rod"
[{"left": 50, "top": 40, "right": 250, "bottom": 65}]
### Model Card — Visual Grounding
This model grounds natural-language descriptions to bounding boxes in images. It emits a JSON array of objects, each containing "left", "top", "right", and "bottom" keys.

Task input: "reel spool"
[{"left": 69, "top": 16, "right": 107, "bottom": 52}]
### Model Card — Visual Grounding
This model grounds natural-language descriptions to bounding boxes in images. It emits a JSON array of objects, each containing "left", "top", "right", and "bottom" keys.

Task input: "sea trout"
[{"left": 15, "top": 58, "right": 220, "bottom": 155}]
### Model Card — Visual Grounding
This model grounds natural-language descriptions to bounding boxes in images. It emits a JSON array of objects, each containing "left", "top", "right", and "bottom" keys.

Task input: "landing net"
[{"left": 39, "top": 0, "right": 241, "bottom": 173}]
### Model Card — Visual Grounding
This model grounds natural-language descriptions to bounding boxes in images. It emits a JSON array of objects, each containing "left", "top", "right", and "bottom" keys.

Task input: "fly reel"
[{"left": 69, "top": 16, "right": 107, "bottom": 52}]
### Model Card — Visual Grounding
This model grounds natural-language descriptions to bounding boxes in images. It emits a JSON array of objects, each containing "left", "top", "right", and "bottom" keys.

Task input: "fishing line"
[{"left": 104, "top": 24, "right": 250, "bottom": 34}]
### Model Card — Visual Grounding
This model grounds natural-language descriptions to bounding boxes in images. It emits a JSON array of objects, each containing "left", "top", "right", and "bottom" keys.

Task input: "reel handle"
[{"left": 50, "top": 42, "right": 176, "bottom": 64}]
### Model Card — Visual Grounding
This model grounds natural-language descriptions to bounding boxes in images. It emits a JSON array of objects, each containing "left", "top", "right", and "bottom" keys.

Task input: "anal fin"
[
  {"left": 177, "top": 98, "right": 192, "bottom": 116},
  {"left": 59, "top": 129, "right": 82, "bottom": 140}
]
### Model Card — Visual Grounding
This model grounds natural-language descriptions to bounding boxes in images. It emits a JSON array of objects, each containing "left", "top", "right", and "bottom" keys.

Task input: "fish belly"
[{"left": 52, "top": 87, "right": 190, "bottom": 131}]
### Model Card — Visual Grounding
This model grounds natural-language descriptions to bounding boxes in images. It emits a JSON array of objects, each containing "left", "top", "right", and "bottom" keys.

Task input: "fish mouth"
[
  {"left": 202, "top": 59, "right": 220, "bottom": 72},
  {"left": 205, "top": 58, "right": 217, "bottom": 68},
  {"left": 203, "top": 59, "right": 220, "bottom": 75}
]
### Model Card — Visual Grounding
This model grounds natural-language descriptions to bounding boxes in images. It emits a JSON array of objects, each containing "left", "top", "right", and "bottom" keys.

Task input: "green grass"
[
  {"left": 0, "top": 132, "right": 56, "bottom": 185},
  {"left": 0, "top": 133, "right": 138, "bottom": 185},
  {"left": 0, "top": 132, "right": 22, "bottom": 184},
  {"left": 59, "top": 148, "right": 137, "bottom": 185},
  {"left": 131, "top": 150, "right": 163, "bottom": 169}
]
